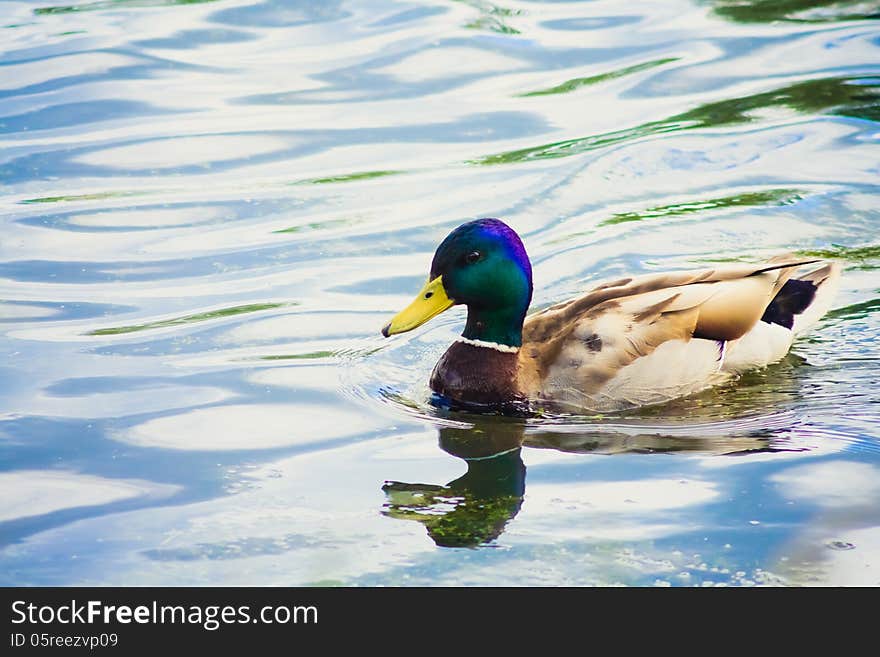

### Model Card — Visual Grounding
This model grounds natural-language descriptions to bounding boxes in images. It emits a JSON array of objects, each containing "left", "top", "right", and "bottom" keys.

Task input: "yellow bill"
[{"left": 381, "top": 276, "right": 454, "bottom": 336}]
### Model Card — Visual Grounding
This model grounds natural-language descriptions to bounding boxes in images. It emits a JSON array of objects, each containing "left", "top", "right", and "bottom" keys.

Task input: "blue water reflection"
[{"left": 1, "top": 0, "right": 878, "bottom": 586}]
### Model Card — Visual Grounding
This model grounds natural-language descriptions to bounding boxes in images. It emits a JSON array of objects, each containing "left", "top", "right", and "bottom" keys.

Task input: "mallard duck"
[{"left": 381, "top": 218, "right": 840, "bottom": 414}]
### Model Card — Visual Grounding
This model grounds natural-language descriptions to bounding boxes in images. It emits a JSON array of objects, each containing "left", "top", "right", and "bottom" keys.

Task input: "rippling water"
[{"left": 1, "top": 0, "right": 879, "bottom": 586}]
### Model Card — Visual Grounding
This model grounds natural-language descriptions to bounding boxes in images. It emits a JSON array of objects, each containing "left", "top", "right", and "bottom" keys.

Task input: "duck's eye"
[{"left": 465, "top": 251, "right": 481, "bottom": 265}]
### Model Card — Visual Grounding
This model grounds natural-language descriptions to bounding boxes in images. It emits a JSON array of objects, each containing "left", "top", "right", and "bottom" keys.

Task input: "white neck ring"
[{"left": 455, "top": 336, "right": 520, "bottom": 353}]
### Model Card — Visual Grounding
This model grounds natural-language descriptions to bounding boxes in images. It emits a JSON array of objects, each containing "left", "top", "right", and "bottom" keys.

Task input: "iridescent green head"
[{"left": 382, "top": 218, "right": 533, "bottom": 347}]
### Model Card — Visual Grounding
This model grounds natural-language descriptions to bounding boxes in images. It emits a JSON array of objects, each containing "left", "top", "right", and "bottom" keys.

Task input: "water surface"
[{"left": 1, "top": 0, "right": 879, "bottom": 586}]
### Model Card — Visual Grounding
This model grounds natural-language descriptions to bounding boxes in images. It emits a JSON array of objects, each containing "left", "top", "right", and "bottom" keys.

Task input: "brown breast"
[{"left": 429, "top": 341, "right": 523, "bottom": 407}]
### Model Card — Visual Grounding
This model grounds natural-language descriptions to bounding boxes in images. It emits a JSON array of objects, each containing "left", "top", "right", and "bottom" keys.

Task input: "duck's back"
[{"left": 517, "top": 259, "right": 841, "bottom": 412}]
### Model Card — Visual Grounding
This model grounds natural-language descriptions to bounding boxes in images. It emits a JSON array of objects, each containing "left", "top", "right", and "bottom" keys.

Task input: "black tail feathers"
[{"left": 761, "top": 278, "right": 817, "bottom": 329}]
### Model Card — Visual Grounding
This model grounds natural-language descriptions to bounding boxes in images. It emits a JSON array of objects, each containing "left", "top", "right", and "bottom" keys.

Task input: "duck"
[{"left": 380, "top": 218, "right": 841, "bottom": 414}]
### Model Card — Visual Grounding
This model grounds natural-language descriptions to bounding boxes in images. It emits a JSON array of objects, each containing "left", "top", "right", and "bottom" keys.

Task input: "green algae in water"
[
  {"left": 34, "top": 0, "right": 220, "bottom": 15},
  {"left": 545, "top": 188, "right": 805, "bottom": 245},
  {"left": 704, "top": 0, "right": 880, "bottom": 24},
  {"left": 471, "top": 76, "right": 880, "bottom": 165},
  {"left": 258, "top": 351, "right": 335, "bottom": 361},
  {"left": 826, "top": 297, "right": 880, "bottom": 320},
  {"left": 19, "top": 191, "right": 146, "bottom": 205},
  {"left": 796, "top": 244, "right": 880, "bottom": 269},
  {"left": 273, "top": 218, "right": 361, "bottom": 234},
  {"left": 519, "top": 58, "right": 679, "bottom": 97},
  {"left": 456, "top": 0, "right": 522, "bottom": 35},
  {"left": 292, "top": 170, "right": 401, "bottom": 186},
  {"left": 87, "top": 303, "right": 289, "bottom": 336},
  {"left": 600, "top": 189, "right": 805, "bottom": 226}
]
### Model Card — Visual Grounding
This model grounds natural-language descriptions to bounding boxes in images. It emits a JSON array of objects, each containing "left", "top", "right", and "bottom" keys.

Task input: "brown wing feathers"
[{"left": 519, "top": 259, "right": 822, "bottom": 393}]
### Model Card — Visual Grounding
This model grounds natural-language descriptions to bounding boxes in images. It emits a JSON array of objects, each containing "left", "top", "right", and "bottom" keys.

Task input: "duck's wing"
[
  {"left": 519, "top": 258, "right": 827, "bottom": 410},
  {"left": 527, "top": 258, "right": 817, "bottom": 327},
  {"left": 523, "top": 258, "right": 819, "bottom": 345}
]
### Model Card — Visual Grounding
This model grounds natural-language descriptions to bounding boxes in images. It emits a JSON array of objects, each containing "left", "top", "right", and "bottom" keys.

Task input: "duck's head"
[{"left": 381, "top": 218, "right": 533, "bottom": 347}]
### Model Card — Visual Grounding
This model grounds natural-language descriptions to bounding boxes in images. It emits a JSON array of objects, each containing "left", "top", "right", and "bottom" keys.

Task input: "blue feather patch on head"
[
  {"left": 430, "top": 218, "right": 532, "bottom": 282},
  {"left": 478, "top": 218, "right": 532, "bottom": 279}
]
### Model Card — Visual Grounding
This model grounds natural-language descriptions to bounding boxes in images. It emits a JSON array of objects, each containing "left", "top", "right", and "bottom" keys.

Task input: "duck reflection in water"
[
  {"left": 382, "top": 379, "right": 809, "bottom": 548},
  {"left": 382, "top": 420, "right": 526, "bottom": 548}
]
